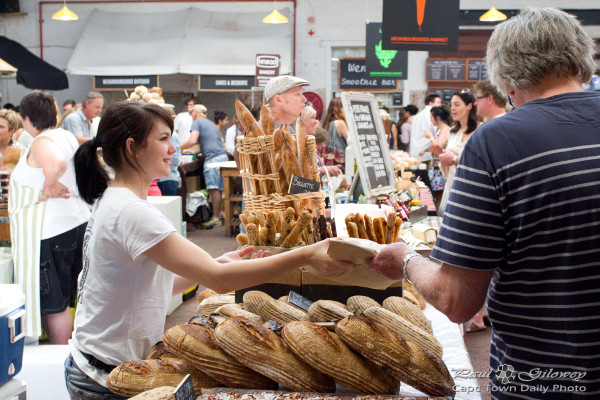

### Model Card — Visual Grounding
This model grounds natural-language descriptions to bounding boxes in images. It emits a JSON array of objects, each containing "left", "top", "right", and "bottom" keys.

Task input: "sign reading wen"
[
  {"left": 339, "top": 59, "right": 398, "bottom": 91},
  {"left": 381, "top": 0, "right": 459, "bottom": 52}
]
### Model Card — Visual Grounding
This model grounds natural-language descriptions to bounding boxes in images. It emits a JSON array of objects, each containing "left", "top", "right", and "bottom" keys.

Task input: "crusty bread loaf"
[
  {"left": 106, "top": 359, "right": 219, "bottom": 397},
  {"left": 242, "top": 291, "right": 274, "bottom": 315},
  {"left": 346, "top": 295, "right": 381, "bottom": 315},
  {"left": 258, "top": 299, "right": 310, "bottom": 324},
  {"left": 295, "top": 118, "right": 313, "bottom": 180},
  {"left": 260, "top": 104, "right": 275, "bottom": 136},
  {"left": 383, "top": 296, "right": 432, "bottom": 334},
  {"left": 163, "top": 323, "right": 277, "bottom": 390},
  {"left": 197, "top": 294, "right": 235, "bottom": 315},
  {"left": 214, "top": 317, "right": 335, "bottom": 392},
  {"left": 404, "top": 279, "right": 427, "bottom": 309},
  {"left": 308, "top": 300, "right": 353, "bottom": 322},
  {"left": 216, "top": 304, "right": 264, "bottom": 325},
  {"left": 197, "top": 288, "right": 218, "bottom": 303},
  {"left": 128, "top": 386, "right": 175, "bottom": 400},
  {"left": 282, "top": 321, "right": 398, "bottom": 394},
  {"left": 335, "top": 315, "right": 455, "bottom": 398},
  {"left": 362, "top": 306, "right": 442, "bottom": 358}
]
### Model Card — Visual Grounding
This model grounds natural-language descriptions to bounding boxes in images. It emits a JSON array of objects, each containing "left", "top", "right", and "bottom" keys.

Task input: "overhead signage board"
[
  {"left": 467, "top": 59, "right": 488, "bottom": 82},
  {"left": 255, "top": 54, "right": 281, "bottom": 87},
  {"left": 340, "top": 92, "right": 396, "bottom": 197},
  {"left": 93, "top": 75, "right": 158, "bottom": 90},
  {"left": 339, "top": 58, "right": 398, "bottom": 91},
  {"left": 199, "top": 75, "right": 254, "bottom": 91},
  {"left": 365, "top": 22, "right": 408, "bottom": 79},
  {"left": 381, "top": 0, "right": 459, "bottom": 52},
  {"left": 426, "top": 59, "right": 466, "bottom": 81}
]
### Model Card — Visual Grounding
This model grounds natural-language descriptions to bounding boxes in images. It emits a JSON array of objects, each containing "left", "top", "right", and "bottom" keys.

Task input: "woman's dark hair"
[
  {"left": 322, "top": 98, "right": 346, "bottom": 131},
  {"left": 74, "top": 101, "right": 174, "bottom": 204},
  {"left": 430, "top": 106, "right": 452, "bottom": 126},
  {"left": 214, "top": 110, "right": 228, "bottom": 124},
  {"left": 19, "top": 91, "right": 57, "bottom": 131},
  {"left": 450, "top": 92, "right": 478, "bottom": 134},
  {"left": 405, "top": 104, "right": 419, "bottom": 116}
]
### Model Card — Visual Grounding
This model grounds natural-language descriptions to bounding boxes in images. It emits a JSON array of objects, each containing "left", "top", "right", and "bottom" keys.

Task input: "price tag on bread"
[{"left": 319, "top": 237, "right": 399, "bottom": 290}]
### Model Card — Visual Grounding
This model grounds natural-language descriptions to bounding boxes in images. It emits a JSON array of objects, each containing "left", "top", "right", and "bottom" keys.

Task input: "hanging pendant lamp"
[
  {"left": 52, "top": 0, "right": 79, "bottom": 21},
  {"left": 479, "top": 7, "right": 507, "bottom": 22},
  {"left": 263, "top": 1, "right": 288, "bottom": 24}
]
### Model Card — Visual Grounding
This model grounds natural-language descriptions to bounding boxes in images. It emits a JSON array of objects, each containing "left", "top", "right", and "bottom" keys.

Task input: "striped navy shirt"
[{"left": 431, "top": 92, "right": 600, "bottom": 399}]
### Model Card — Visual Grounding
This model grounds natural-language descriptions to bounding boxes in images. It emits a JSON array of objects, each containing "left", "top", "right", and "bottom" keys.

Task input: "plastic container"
[{"left": 0, "top": 284, "right": 26, "bottom": 387}]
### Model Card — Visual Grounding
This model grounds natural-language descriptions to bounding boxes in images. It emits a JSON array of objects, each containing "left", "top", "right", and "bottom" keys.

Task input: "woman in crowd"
[
  {"left": 320, "top": 98, "right": 348, "bottom": 171},
  {"left": 437, "top": 91, "right": 480, "bottom": 216},
  {"left": 9, "top": 91, "right": 91, "bottom": 344},
  {"left": 65, "top": 101, "right": 355, "bottom": 399},
  {"left": 420, "top": 106, "right": 451, "bottom": 211},
  {"left": 391, "top": 105, "right": 418, "bottom": 152},
  {"left": 0, "top": 109, "right": 24, "bottom": 171}
]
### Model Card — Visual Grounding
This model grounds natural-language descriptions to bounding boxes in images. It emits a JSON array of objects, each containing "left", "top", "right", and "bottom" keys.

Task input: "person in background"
[
  {"left": 473, "top": 79, "right": 508, "bottom": 122},
  {"left": 379, "top": 108, "right": 392, "bottom": 148},
  {"left": 369, "top": 8, "right": 600, "bottom": 397},
  {"left": 263, "top": 75, "right": 309, "bottom": 128},
  {"left": 0, "top": 109, "right": 24, "bottom": 171},
  {"left": 225, "top": 115, "right": 243, "bottom": 160},
  {"left": 301, "top": 105, "right": 319, "bottom": 136},
  {"left": 391, "top": 104, "right": 418, "bottom": 152},
  {"left": 409, "top": 95, "right": 442, "bottom": 168},
  {"left": 437, "top": 91, "right": 479, "bottom": 216},
  {"left": 214, "top": 110, "right": 229, "bottom": 141},
  {"left": 173, "top": 97, "right": 197, "bottom": 144},
  {"left": 63, "top": 99, "right": 76, "bottom": 113},
  {"left": 9, "top": 91, "right": 90, "bottom": 344},
  {"left": 62, "top": 91, "right": 104, "bottom": 145},
  {"left": 157, "top": 120, "right": 181, "bottom": 196},
  {"left": 313, "top": 127, "right": 341, "bottom": 177},
  {"left": 65, "top": 101, "right": 356, "bottom": 399},
  {"left": 321, "top": 98, "right": 348, "bottom": 171},
  {"left": 181, "top": 104, "right": 227, "bottom": 228}
]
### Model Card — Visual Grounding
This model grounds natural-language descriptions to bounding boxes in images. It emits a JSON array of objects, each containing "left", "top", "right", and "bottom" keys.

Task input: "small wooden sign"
[
  {"left": 174, "top": 374, "right": 194, "bottom": 400},
  {"left": 288, "top": 175, "right": 320, "bottom": 195},
  {"left": 288, "top": 290, "right": 313, "bottom": 312}
]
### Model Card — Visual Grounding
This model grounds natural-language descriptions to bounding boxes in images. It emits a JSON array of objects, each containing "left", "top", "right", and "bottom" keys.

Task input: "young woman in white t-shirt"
[{"left": 65, "top": 101, "right": 355, "bottom": 400}]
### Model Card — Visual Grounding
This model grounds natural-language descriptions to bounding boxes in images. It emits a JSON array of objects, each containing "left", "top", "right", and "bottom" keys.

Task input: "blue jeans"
[
  {"left": 64, "top": 355, "right": 127, "bottom": 400},
  {"left": 203, "top": 154, "right": 228, "bottom": 190}
]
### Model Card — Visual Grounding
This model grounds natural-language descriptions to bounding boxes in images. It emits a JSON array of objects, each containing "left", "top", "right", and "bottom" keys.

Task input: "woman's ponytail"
[{"left": 74, "top": 138, "right": 109, "bottom": 205}]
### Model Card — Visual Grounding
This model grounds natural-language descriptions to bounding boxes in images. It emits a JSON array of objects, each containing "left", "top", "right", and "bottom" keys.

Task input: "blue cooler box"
[{"left": 0, "top": 284, "right": 26, "bottom": 388}]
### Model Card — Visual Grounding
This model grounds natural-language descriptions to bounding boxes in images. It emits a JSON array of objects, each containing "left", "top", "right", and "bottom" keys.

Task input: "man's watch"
[
  {"left": 402, "top": 253, "right": 422, "bottom": 280},
  {"left": 452, "top": 155, "right": 458, "bottom": 166}
]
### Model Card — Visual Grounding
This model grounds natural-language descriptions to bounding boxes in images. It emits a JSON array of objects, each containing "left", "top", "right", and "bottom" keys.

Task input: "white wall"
[{"left": 0, "top": 0, "right": 598, "bottom": 109}]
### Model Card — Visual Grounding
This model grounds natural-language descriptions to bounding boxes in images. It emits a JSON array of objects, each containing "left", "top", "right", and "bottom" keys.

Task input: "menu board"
[
  {"left": 467, "top": 59, "right": 488, "bottom": 82},
  {"left": 340, "top": 92, "right": 396, "bottom": 197},
  {"left": 339, "top": 58, "right": 398, "bottom": 91},
  {"left": 426, "top": 59, "right": 466, "bottom": 81}
]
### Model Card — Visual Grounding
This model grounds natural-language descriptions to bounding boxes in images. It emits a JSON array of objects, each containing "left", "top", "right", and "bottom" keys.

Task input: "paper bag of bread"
[{"left": 315, "top": 237, "right": 399, "bottom": 290}]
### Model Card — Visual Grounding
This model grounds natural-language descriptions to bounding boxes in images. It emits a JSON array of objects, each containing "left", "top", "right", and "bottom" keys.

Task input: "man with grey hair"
[
  {"left": 62, "top": 91, "right": 104, "bottom": 145},
  {"left": 473, "top": 79, "right": 507, "bottom": 122},
  {"left": 369, "top": 8, "right": 599, "bottom": 398},
  {"left": 263, "top": 75, "right": 309, "bottom": 127}
]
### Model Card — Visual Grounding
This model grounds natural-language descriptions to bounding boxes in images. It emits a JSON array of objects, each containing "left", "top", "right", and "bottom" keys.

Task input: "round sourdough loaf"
[
  {"left": 215, "top": 304, "right": 264, "bottom": 325},
  {"left": 281, "top": 321, "right": 398, "bottom": 394},
  {"left": 214, "top": 316, "right": 335, "bottom": 393},
  {"left": 346, "top": 295, "right": 381, "bottom": 314},
  {"left": 257, "top": 299, "right": 310, "bottom": 324},
  {"left": 242, "top": 290, "right": 274, "bottom": 315},
  {"left": 335, "top": 315, "right": 455, "bottom": 398},
  {"left": 308, "top": 300, "right": 352, "bottom": 322},
  {"left": 382, "top": 296, "right": 432, "bottom": 334},
  {"left": 163, "top": 323, "right": 277, "bottom": 390}
]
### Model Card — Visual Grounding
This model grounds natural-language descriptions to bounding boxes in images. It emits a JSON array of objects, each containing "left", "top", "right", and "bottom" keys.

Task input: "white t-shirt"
[
  {"left": 409, "top": 105, "right": 434, "bottom": 162},
  {"left": 10, "top": 128, "right": 90, "bottom": 239},
  {"left": 69, "top": 187, "right": 176, "bottom": 387},
  {"left": 174, "top": 112, "right": 193, "bottom": 144},
  {"left": 225, "top": 124, "right": 242, "bottom": 157}
]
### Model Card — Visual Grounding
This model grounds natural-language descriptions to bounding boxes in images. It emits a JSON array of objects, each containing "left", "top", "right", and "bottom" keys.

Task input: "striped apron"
[{"left": 8, "top": 176, "right": 46, "bottom": 337}]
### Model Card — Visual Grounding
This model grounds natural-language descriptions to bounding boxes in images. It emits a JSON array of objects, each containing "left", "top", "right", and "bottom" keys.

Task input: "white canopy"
[{"left": 66, "top": 7, "right": 292, "bottom": 76}]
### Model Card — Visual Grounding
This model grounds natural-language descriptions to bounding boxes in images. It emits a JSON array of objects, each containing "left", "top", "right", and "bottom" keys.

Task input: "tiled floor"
[{"left": 168, "top": 223, "right": 493, "bottom": 399}]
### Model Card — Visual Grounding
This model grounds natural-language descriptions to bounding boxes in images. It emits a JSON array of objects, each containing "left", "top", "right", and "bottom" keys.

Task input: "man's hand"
[
  {"left": 368, "top": 242, "right": 413, "bottom": 280},
  {"left": 439, "top": 150, "right": 456, "bottom": 167},
  {"left": 41, "top": 181, "right": 69, "bottom": 201}
]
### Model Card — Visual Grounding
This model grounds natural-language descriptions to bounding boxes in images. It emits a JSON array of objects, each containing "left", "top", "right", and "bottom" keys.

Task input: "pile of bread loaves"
[
  {"left": 106, "top": 288, "right": 455, "bottom": 399},
  {"left": 236, "top": 207, "right": 335, "bottom": 249},
  {"left": 128, "top": 85, "right": 166, "bottom": 105},
  {"left": 345, "top": 212, "right": 402, "bottom": 245}
]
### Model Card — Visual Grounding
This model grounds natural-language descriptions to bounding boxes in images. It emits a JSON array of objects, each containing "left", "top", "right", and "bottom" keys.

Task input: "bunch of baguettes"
[
  {"left": 235, "top": 100, "right": 319, "bottom": 217},
  {"left": 107, "top": 289, "right": 454, "bottom": 398},
  {"left": 345, "top": 211, "right": 402, "bottom": 245},
  {"left": 235, "top": 207, "right": 335, "bottom": 249}
]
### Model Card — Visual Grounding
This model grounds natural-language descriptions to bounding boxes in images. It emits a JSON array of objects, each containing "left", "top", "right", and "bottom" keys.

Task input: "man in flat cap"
[{"left": 263, "top": 75, "right": 309, "bottom": 127}]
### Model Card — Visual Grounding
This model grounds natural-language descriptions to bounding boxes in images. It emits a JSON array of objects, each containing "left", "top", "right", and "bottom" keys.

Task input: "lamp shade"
[
  {"left": 52, "top": 5, "right": 79, "bottom": 21},
  {"left": 262, "top": 9, "right": 288, "bottom": 24},
  {"left": 479, "top": 7, "right": 507, "bottom": 22}
]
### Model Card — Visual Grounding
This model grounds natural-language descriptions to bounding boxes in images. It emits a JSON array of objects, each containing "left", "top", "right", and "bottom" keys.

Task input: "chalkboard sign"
[
  {"left": 341, "top": 92, "right": 397, "bottom": 197},
  {"left": 288, "top": 290, "right": 313, "bottom": 312},
  {"left": 467, "top": 59, "right": 488, "bottom": 82},
  {"left": 426, "top": 59, "right": 466, "bottom": 82},
  {"left": 288, "top": 175, "right": 320, "bottom": 195},
  {"left": 339, "top": 58, "right": 398, "bottom": 91},
  {"left": 174, "top": 374, "right": 194, "bottom": 400}
]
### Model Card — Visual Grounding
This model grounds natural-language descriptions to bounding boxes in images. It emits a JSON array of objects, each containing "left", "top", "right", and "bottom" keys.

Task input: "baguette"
[
  {"left": 281, "top": 210, "right": 311, "bottom": 248},
  {"left": 278, "top": 207, "right": 296, "bottom": 246},
  {"left": 392, "top": 217, "right": 402, "bottom": 243},
  {"left": 373, "top": 218, "right": 385, "bottom": 244},
  {"left": 246, "top": 223, "right": 258, "bottom": 246},
  {"left": 385, "top": 213, "right": 396, "bottom": 244},
  {"left": 282, "top": 125, "right": 297, "bottom": 158},
  {"left": 260, "top": 104, "right": 275, "bottom": 136},
  {"left": 378, "top": 217, "right": 388, "bottom": 243},
  {"left": 258, "top": 227, "right": 268, "bottom": 246},
  {"left": 354, "top": 213, "right": 369, "bottom": 240},
  {"left": 235, "top": 99, "right": 264, "bottom": 138},
  {"left": 239, "top": 214, "right": 248, "bottom": 227},
  {"left": 347, "top": 221, "right": 359, "bottom": 238},
  {"left": 273, "top": 128, "right": 284, "bottom": 153},
  {"left": 282, "top": 321, "right": 398, "bottom": 394},
  {"left": 214, "top": 317, "right": 335, "bottom": 392},
  {"left": 364, "top": 215, "right": 377, "bottom": 242},
  {"left": 295, "top": 118, "right": 313, "bottom": 180},
  {"left": 265, "top": 211, "right": 277, "bottom": 246},
  {"left": 256, "top": 211, "right": 266, "bottom": 227},
  {"left": 247, "top": 215, "right": 260, "bottom": 227},
  {"left": 281, "top": 140, "right": 301, "bottom": 192},
  {"left": 236, "top": 233, "right": 248, "bottom": 247}
]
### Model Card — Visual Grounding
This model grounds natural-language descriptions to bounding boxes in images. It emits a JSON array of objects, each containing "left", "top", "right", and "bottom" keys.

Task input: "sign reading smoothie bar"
[
  {"left": 341, "top": 92, "right": 396, "bottom": 197},
  {"left": 339, "top": 58, "right": 398, "bottom": 91},
  {"left": 381, "top": 0, "right": 459, "bottom": 52}
]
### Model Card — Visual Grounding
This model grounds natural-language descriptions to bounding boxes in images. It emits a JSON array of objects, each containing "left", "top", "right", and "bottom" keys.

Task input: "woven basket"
[{"left": 236, "top": 134, "right": 326, "bottom": 215}]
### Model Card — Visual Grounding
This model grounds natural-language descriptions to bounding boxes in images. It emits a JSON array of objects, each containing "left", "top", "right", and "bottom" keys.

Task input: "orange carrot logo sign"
[{"left": 416, "top": 0, "right": 426, "bottom": 32}]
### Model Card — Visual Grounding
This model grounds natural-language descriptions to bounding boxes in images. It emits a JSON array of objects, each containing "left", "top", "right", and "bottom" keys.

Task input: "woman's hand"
[
  {"left": 216, "top": 246, "right": 270, "bottom": 263},
  {"left": 439, "top": 150, "right": 456, "bottom": 167},
  {"left": 327, "top": 165, "right": 342, "bottom": 177},
  {"left": 302, "top": 239, "right": 357, "bottom": 276},
  {"left": 41, "top": 181, "right": 69, "bottom": 201}
]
